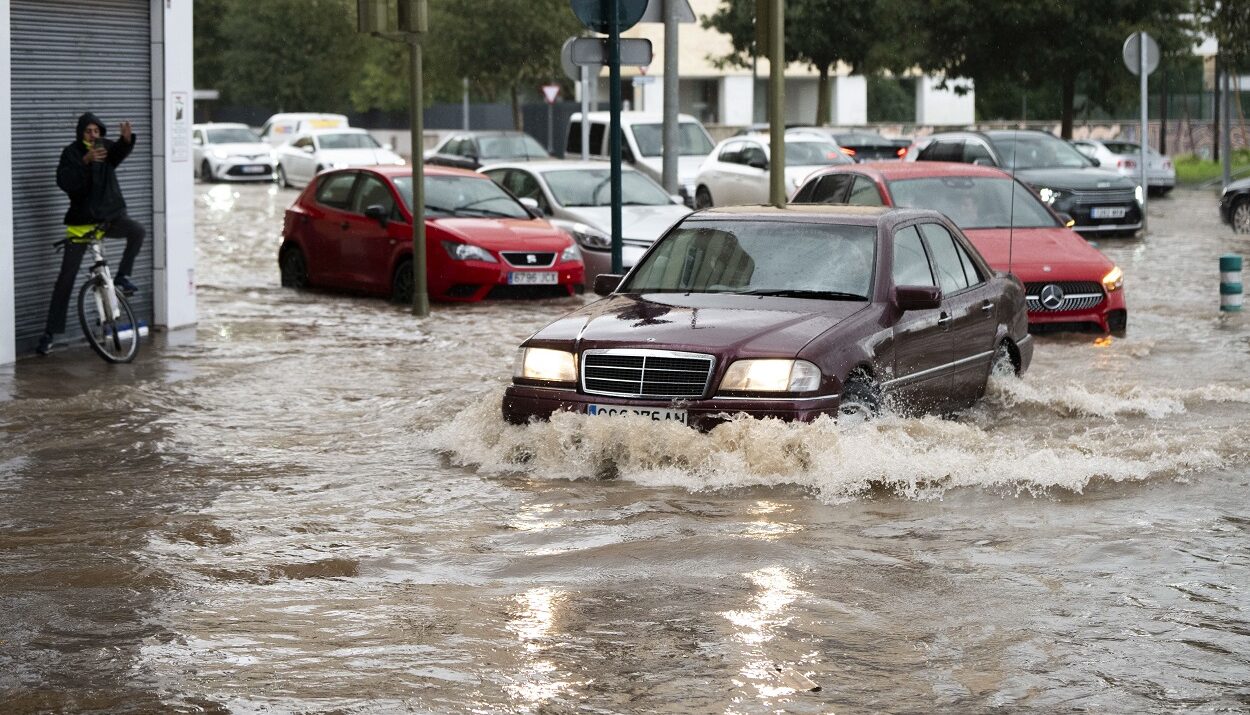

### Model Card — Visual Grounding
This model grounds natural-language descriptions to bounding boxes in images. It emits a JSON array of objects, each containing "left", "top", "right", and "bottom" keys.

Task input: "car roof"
[
  {"left": 480, "top": 159, "right": 641, "bottom": 173},
  {"left": 363, "top": 164, "right": 482, "bottom": 179},
  {"left": 444, "top": 130, "right": 534, "bottom": 137},
  {"left": 306, "top": 127, "right": 368, "bottom": 135},
  {"left": 266, "top": 113, "right": 347, "bottom": 121},
  {"left": 571, "top": 111, "right": 701, "bottom": 124},
  {"left": 688, "top": 204, "right": 944, "bottom": 229},
  {"left": 825, "top": 161, "right": 1013, "bottom": 181},
  {"left": 194, "top": 122, "right": 250, "bottom": 130}
]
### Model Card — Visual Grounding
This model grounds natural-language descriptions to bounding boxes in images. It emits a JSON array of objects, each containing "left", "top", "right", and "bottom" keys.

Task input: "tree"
[
  {"left": 1199, "top": 0, "right": 1250, "bottom": 70},
  {"left": 703, "top": 0, "right": 881, "bottom": 125}
]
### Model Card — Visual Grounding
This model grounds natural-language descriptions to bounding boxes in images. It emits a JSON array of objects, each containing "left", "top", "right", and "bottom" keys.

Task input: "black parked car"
[
  {"left": 1220, "top": 177, "right": 1250, "bottom": 233},
  {"left": 790, "top": 127, "right": 911, "bottom": 162},
  {"left": 907, "top": 129, "right": 1142, "bottom": 236},
  {"left": 424, "top": 130, "right": 550, "bottom": 170}
]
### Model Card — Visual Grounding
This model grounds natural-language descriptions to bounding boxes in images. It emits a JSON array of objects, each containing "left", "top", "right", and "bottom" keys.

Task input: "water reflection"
[
  {"left": 722, "top": 566, "right": 812, "bottom": 704},
  {"left": 504, "top": 587, "right": 580, "bottom": 711}
]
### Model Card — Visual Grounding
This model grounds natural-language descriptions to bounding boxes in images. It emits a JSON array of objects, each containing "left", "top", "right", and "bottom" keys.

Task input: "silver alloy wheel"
[{"left": 1234, "top": 199, "right": 1250, "bottom": 234}]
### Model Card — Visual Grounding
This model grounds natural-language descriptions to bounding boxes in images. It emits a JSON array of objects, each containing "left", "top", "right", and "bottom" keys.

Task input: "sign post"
[
  {"left": 768, "top": 0, "right": 785, "bottom": 207},
  {"left": 542, "top": 83, "right": 561, "bottom": 153},
  {"left": 1123, "top": 31, "right": 1158, "bottom": 235}
]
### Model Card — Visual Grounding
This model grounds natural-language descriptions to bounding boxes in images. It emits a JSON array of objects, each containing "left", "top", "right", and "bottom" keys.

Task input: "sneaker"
[
  {"left": 35, "top": 333, "right": 54, "bottom": 356},
  {"left": 115, "top": 277, "right": 138, "bottom": 296}
]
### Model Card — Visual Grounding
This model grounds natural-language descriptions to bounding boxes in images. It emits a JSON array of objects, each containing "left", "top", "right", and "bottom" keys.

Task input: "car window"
[
  {"left": 741, "top": 144, "right": 767, "bottom": 168},
  {"left": 316, "top": 172, "right": 359, "bottom": 210},
  {"left": 919, "top": 223, "right": 972, "bottom": 293},
  {"left": 193, "top": 129, "right": 203, "bottom": 145},
  {"left": 786, "top": 141, "right": 852, "bottom": 167},
  {"left": 990, "top": 133, "right": 1092, "bottom": 169},
  {"left": 478, "top": 134, "right": 547, "bottom": 160},
  {"left": 292, "top": 136, "right": 313, "bottom": 149},
  {"left": 796, "top": 174, "right": 853, "bottom": 204},
  {"left": 847, "top": 176, "right": 883, "bottom": 206},
  {"left": 719, "top": 141, "right": 744, "bottom": 164},
  {"left": 544, "top": 168, "right": 670, "bottom": 207},
  {"left": 623, "top": 220, "right": 876, "bottom": 298},
  {"left": 505, "top": 170, "right": 543, "bottom": 202},
  {"left": 963, "top": 141, "right": 994, "bottom": 164},
  {"left": 207, "top": 127, "right": 260, "bottom": 144},
  {"left": 350, "top": 174, "right": 395, "bottom": 215},
  {"left": 441, "top": 137, "right": 463, "bottom": 155},
  {"left": 886, "top": 177, "right": 1058, "bottom": 229},
  {"left": 917, "top": 140, "right": 964, "bottom": 163},
  {"left": 589, "top": 123, "right": 607, "bottom": 156},
  {"left": 892, "top": 226, "right": 936, "bottom": 287},
  {"left": 318, "top": 132, "right": 380, "bottom": 150},
  {"left": 630, "top": 122, "right": 715, "bottom": 157},
  {"left": 393, "top": 174, "right": 530, "bottom": 219}
]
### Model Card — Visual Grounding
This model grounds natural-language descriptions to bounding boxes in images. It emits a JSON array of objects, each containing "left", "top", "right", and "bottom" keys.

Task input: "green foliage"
[
  {"left": 1174, "top": 149, "right": 1250, "bottom": 185},
  {"left": 867, "top": 75, "right": 914, "bottom": 123}
]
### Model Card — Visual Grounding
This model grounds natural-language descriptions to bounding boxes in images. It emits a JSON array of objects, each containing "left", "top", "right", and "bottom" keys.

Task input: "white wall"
[
  {"left": 719, "top": 75, "right": 754, "bottom": 127},
  {"left": 832, "top": 75, "right": 868, "bottom": 126},
  {"left": 0, "top": 1, "right": 14, "bottom": 365},
  {"left": 915, "top": 75, "right": 976, "bottom": 126},
  {"left": 152, "top": 0, "right": 197, "bottom": 330}
]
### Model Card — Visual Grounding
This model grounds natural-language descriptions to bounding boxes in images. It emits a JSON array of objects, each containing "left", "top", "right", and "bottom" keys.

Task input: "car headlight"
[
  {"left": 719, "top": 359, "right": 821, "bottom": 393},
  {"left": 1102, "top": 266, "right": 1124, "bottom": 292},
  {"left": 552, "top": 220, "right": 612, "bottom": 251},
  {"left": 1134, "top": 185, "right": 1144, "bottom": 204},
  {"left": 1038, "top": 187, "right": 1063, "bottom": 205},
  {"left": 560, "top": 243, "right": 582, "bottom": 263},
  {"left": 441, "top": 240, "right": 497, "bottom": 263},
  {"left": 513, "top": 347, "right": 577, "bottom": 382},
  {"left": 210, "top": 148, "right": 228, "bottom": 160}
]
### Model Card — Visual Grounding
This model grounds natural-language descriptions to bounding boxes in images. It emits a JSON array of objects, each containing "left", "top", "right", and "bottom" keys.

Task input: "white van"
[
  {"left": 258, "top": 113, "right": 349, "bottom": 147},
  {"left": 564, "top": 111, "right": 715, "bottom": 206}
]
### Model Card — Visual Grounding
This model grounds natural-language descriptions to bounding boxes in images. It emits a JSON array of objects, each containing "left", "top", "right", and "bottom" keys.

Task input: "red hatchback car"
[
  {"left": 279, "top": 166, "right": 584, "bottom": 302},
  {"left": 792, "top": 162, "right": 1127, "bottom": 333}
]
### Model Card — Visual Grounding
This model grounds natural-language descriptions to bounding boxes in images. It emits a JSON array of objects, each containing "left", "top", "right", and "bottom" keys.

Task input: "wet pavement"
[{"left": 1, "top": 182, "right": 1249, "bottom": 713}]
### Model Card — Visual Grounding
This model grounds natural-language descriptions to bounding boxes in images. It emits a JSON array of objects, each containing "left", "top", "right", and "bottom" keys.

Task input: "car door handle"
[
  {"left": 937, "top": 312, "right": 951, "bottom": 329},
  {"left": 981, "top": 300, "right": 994, "bottom": 315}
]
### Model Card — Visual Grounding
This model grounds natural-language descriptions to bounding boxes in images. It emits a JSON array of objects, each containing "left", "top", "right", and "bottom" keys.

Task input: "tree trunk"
[
  {"left": 1060, "top": 74, "right": 1075, "bottom": 139},
  {"left": 511, "top": 84, "right": 523, "bottom": 131},
  {"left": 1214, "top": 54, "right": 1221, "bottom": 163},
  {"left": 816, "top": 64, "right": 831, "bottom": 126},
  {"left": 1160, "top": 70, "right": 1168, "bottom": 155}
]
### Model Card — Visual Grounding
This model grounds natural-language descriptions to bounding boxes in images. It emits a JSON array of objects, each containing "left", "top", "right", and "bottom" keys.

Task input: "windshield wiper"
[
  {"left": 736, "top": 289, "right": 867, "bottom": 300},
  {"left": 456, "top": 207, "right": 517, "bottom": 218}
]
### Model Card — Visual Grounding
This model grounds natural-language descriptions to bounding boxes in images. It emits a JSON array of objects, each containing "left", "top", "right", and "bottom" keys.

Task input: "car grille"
[
  {"left": 582, "top": 349, "right": 715, "bottom": 399},
  {"left": 501, "top": 252, "right": 556, "bottom": 267},
  {"left": 1025, "top": 281, "right": 1105, "bottom": 312},
  {"left": 1066, "top": 188, "right": 1135, "bottom": 204}
]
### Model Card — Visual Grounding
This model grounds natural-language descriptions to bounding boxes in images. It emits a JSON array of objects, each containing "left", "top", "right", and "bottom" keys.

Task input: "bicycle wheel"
[{"left": 77, "top": 279, "right": 140, "bottom": 363}]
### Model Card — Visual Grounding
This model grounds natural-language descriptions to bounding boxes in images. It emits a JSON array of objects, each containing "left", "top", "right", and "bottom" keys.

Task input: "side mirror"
[
  {"left": 593, "top": 273, "right": 624, "bottom": 296},
  {"left": 894, "top": 285, "right": 942, "bottom": 311},
  {"left": 1056, "top": 212, "right": 1076, "bottom": 228},
  {"left": 383, "top": 142, "right": 394, "bottom": 151},
  {"left": 1089, "top": 157, "right": 1101, "bottom": 167},
  {"left": 364, "top": 204, "right": 389, "bottom": 226},
  {"left": 301, "top": 145, "right": 314, "bottom": 153},
  {"left": 670, "top": 194, "right": 685, "bottom": 205},
  {"left": 518, "top": 197, "right": 544, "bottom": 217},
  {"left": 972, "top": 157, "right": 995, "bottom": 167}
]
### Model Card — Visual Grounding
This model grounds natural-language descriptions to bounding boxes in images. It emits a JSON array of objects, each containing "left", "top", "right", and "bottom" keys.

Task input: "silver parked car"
[
  {"left": 192, "top": 123, "right": 277, "bottom": 182},
  {"left": 1073, "top": 139, "right": 1175, "bottom": 196},
  {"left": 482, "top": 160, "right": 691, "bottom": 282}
]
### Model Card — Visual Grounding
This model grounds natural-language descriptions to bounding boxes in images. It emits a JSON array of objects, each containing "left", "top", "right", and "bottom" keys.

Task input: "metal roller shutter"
[{"left": 10, "top": 0, "right": 153, "bottom": 350}]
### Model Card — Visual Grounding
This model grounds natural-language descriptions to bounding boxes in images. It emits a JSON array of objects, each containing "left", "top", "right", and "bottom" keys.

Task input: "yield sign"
[{"left": 541, "top": 84, "right": 561, "bottom": 104}]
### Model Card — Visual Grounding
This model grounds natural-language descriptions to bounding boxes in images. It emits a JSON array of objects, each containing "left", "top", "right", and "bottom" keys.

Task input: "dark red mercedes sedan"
[{"left": 503, "top": 205, "right": 1033, "bottom": 429}]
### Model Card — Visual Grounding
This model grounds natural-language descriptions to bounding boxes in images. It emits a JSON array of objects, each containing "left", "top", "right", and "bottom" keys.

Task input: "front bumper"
[
  {"left": 502, "top": 385, "right": 842, "bottom": 430},
  {"left": 433, "top": 261, "right": 585, "bottom": 302},
  {"left": 1026, "top": 286, "right": 1127, "bottom": 332},
  {"left": 1062, "top": 200, "right": 1142, "bottom": 233},
  {"left": 212, "top": 158, "right": 278, "bottom": 181}
]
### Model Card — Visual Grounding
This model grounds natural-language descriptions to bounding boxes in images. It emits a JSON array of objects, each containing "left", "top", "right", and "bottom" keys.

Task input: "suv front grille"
[
  {"left": 582, "top": 349, "right": 715, "bottom": 399},
  {"left": 1067, "top": 188, "right": 1135, "bottom": 204},
  {"left": 1025, "top": 281, "right": 1105, "bottom": 312}
]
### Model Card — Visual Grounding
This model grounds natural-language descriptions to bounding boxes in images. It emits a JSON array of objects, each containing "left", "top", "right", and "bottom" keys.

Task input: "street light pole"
[
  {"left": 410, "top": 35, "right": 429, "bottom": 316},
  {"left": 768, "top": 0, "right": 785, "bottom": 208}
]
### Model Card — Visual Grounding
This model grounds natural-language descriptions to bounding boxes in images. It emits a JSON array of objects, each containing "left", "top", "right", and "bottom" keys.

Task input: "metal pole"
[
  {"left": 410, "top": 36, "right": 429, "bottom": 316},
  {"left": 661, "top": 0, "right": 679, "bottom": 194},
  {"left": 609, "top": 0, "right": 623, "bottom": 273},
  {"left": 1139, "top": 32, "right": 1149, "bottom": 234},
  {"left": 581, "top": 65, "right": 591, "bottom": 160},
  {"left": 462, "top": 77, "right": 469, "bottom": 130},
  {"left": 1223, "top": 68, "right": 1233, "bottom": 188},
  {"left": 547, "top": 101, "right": 554, "bottom": 153},
  {"left": 768, "top": 0, "right": 785, "bottom": 207}
]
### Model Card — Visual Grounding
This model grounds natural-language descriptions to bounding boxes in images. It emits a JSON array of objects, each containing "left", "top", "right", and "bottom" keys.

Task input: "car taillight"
[
  {"left": 841, "top": 147, "right": 856, "bottom": 157},
  {"left": 896, "top": 147, "right": 908, "bottom": 158},
  {"left": 1118, "top": 159, "right": 1137, "bottom": 169}
]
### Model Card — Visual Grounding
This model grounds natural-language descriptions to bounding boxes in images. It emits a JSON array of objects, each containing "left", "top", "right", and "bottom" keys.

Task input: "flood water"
[{"left": 1, "top": 183, "right": 1248, "bottom": 713}]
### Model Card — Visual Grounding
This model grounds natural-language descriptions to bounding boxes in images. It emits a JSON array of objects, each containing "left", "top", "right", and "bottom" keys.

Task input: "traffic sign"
[
  {"left": 637, "top": 0, "right": 695, "bottom": 23},
  {"left": 560, "top": 37, "right": 581, "bottom": 81},
  {"left": 570, "top": 37, "right": 653, "bottom": 66},
  {"left": 541, "top": 84, "right": 562, "bottom": 104},
  {"left": 1122, "top": 31, "right": 1159, "bottom": 76},
  {"left": 570, "top": 0, "right": 648, "bottom": 34}
]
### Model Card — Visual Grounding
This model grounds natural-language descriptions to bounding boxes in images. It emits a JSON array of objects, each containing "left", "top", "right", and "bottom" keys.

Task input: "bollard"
[{"left": 1221, "top": 254, "right": 1243, "bottom": 312}]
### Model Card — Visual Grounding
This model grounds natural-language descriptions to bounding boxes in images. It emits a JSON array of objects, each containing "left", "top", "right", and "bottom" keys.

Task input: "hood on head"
[{"left": 77, "top": 112, "right": 106, "bottom": 140}]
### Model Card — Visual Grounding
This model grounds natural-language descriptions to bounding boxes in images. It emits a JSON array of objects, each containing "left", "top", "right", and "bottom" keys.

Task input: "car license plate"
[
  {"left": 1090, "top": 206, "right": 1128, "bottom": 219},
  {"left": 587, "top": 403, "right": 688, "bottom": 424},
  {"left": 242, "top": 165, "right": 268, "bottom": 174},
  {"left": 508, "top": 271, "right": 557, "bottom": 285}
]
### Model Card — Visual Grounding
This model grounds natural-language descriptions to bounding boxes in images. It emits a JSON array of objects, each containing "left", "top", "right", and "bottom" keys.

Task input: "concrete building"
[{"left": 1, "top": 0, "right": 196, "bottom": 365}]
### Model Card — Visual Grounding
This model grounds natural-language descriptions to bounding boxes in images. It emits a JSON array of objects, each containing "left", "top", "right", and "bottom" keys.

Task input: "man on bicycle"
[{"left": 36, "top": 112, "right": 145, "bottom": 355}]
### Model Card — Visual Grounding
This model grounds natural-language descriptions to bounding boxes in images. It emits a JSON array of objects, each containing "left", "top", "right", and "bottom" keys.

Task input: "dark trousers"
[{"left": 44, "top": 216, "right": 145, "bottom": 335}]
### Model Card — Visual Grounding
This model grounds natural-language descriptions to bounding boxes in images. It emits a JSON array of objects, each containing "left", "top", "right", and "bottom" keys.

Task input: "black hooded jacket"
[{"left": 56, "top": 112, "right": 138, "bottom": 225}]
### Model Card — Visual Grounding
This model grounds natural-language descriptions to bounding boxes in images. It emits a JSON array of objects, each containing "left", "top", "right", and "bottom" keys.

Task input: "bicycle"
[{"left": 53, "top": 223, "right": 141, "bottom": 363}]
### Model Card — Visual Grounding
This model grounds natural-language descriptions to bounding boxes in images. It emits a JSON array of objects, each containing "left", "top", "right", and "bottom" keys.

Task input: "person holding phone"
[{"left": 37, "top": 112, "right": 144, "bottom": 355}]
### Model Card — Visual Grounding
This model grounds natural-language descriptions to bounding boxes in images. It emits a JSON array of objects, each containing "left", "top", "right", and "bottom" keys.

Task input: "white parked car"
[
  {"left": 192, "top": 123, "right": 277, "bottom": 182},
  {"left": 481, "top": 160, "right": 691, "bottom": 282},
  {"left": 564, "top": 111, "right": 715, "bottom": 206},
  {"left": 275, "top": 128, "right": 406, "bottom": 189},
  {"left": 1073, "top": 139, "right": 1175, "bottom": 195},
  {"left": 258, "top": 112, "right": 349, "bottom": 147},
  {"left": 693, "top": 133, "right": 853, "bottom": 208}
]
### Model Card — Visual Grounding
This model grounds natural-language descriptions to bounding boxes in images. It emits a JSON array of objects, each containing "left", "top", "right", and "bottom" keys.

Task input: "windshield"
[
  {"left": 990, "top": 134, "right": 1092, "bottom": 170},
  {"left": 833, "top": 132, "right": 888, "bottom": 145},
  {"left": 622, "top": 220, "right": 875, "bottom": 298},
  {"left": 317, "top": 133, "right": 380, "bottom": 150},
  {"left": 394, "top": 175, "right": 530, "bottom": 219},
  {"left": 206, "top": 127, "right": 260, "bottom": 144},
  {"left": 544, "top": 168, "right": 672, "bottom": 207},
  {"left": 630, "top": 123, "right": 715, "bottom": 157},
  {"left": 888, "top": 177, "right": 1059, "bottom": 229},
  {"left": 1103, "top": 141, "right": 1153, "bottom": 156},
  {"left": 478, "top": 134, "right": 549, "bottom": 160},
  {"left": 786, "top": 141, "right": 852, "bottom": 167}
]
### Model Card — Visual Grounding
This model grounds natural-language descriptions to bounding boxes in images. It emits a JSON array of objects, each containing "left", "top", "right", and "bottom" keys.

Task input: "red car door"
[
  {"left": 919, "top": 222, "right": 999, "bottom": 405},
  {"left": 303, "top": 171, "right": 362, "bottom": 287},
  {"left": 887, "top": 224, "right": 953, "bottom": 413},
  {"left": 338, "top": 173, "right": 406, "bottom": 292}
]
